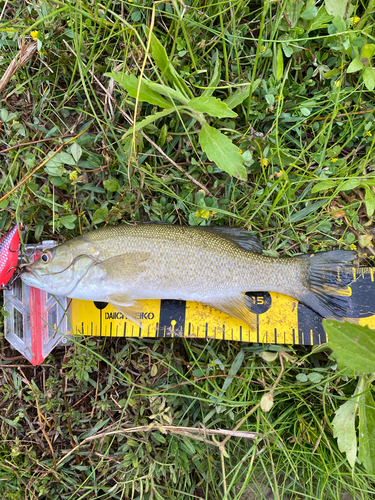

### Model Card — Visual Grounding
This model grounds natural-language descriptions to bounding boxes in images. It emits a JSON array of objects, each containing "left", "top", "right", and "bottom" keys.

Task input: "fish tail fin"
[{"left": 297, "top": 250, "right": 356, "bottom": 319}]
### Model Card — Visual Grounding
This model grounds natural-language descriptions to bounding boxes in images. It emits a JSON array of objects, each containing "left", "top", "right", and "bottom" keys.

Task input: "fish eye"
[{"left": 41, "top": 251, "right": 52, "bottom": 263}]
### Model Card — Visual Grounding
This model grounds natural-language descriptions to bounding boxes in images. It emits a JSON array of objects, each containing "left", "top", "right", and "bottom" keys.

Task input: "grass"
[{"left": 1, "top": 0, "right": 375, "bottom": 498}]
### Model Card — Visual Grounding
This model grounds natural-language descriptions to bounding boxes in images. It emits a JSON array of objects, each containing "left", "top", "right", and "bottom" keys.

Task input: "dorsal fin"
[
  {"left": 198, "top": 226, "right": 263, "bottom": 253},
  {"left": 133, "top": 222, "right": 263, "bottom": 253}
]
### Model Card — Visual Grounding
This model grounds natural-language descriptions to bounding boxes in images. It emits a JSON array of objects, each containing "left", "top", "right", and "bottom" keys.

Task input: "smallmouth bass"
[{"left": 20, "top": 223, "right": 356, "bottom": 328}]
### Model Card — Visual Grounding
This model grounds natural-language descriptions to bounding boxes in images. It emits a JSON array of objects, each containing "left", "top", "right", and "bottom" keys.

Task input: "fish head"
[{"left": 20, "top": 237, "right": 99, "bottom": 296}]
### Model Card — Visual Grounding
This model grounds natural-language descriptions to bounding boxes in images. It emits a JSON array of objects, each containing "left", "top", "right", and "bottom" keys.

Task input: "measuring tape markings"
[{"left": 69, "top": 292, "right": 316, "bottom": 345}]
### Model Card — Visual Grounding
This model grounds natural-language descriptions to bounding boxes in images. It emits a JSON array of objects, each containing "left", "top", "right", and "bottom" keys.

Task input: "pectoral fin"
[
  {"left": 107, "top": 293, "right": 144, "bottom": 327},
  {"left": 206, "top": 294, "right": 256, "bottom": 330},
  {"left": 98, "top": 253, "right": 150, "bottom": 326},
  {"left": 95, "top": 252, "right": 150, "bottom": 283}
]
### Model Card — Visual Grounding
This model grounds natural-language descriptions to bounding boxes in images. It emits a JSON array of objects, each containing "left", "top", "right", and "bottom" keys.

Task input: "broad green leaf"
[
  {"left": 285, "top": 0, "right": 304, "bottom": 27},
  {"left": 347, "top": 58, "right": 364, "bottom": 73},
  {"left": 93, "top": 206, "right": 108, "bottom": 224},
  {"left": 300, "top": 107, "right": 311, "bottom": 116},
  {"left": 50, "top": 176, "right": 66, "bottom": 187},
  {"left": 45, "top": 152, "right": 75, "bottom": 172},
  {"left": 307, "top": 6, "right": 333, "bottom": 32},
  {"left": 324, "top": 68, "right": 341, "bottom": 78},
  {"left": 46, "top": 152, "right": 76, "bottom": 167},
  {"left": 364, "top": 187, "right": 375, "bottom": 217},
  {"left": 199, "top": 123, "right": 246, "bottom": 180},
  {"left": 145, "top": 27, "right": 193, "bottom": 99},
  {"left": 358, "top": 380, "right": 375, "bottom": 474},
  {"left": 353, "top": 37, "right": 366, "bottom": 48},
  {"left": 324, "top": 0, "right": 350, "bottom": 18},
  {"left": 362, "top": 44, "right": 375, "bottom": 60},
  {"left": 0, "top": 108, "right": 8, "bottom": 122},
  {"left": 332, "top": 398, "right": 358, "bottom": 467},
  {"left": 144, "top": 80, "right": 189, "bottom": 104},
  {"left": 122, "top": 107, "right": 176, "bottom": 138},
  {"left": 340, "top": 178, "right": 362, "bottom": 191},
  {"left": 58, "top": 152, "right": 76, "bottom": 165},
  {"left": 307, "top": 372, "right": 323, "bottom": 383},
  {"left": 301, "top": 6, "right": 318, "bottom": 20},
  {"left": 282, "top": 44, "right": 294, "bottom": 58},
  {"left": 311, "top": 180, "right": 337, "bottom": 193},
  {"left": 60, "top": 214, "right": 77, "bottom": 230},
  {"left": 202, "top": 54, "right": 220, "bottom": 97},
  {"left": 363, "top": 66, "right": 375, "bottom": 91},
  {"left": 188, "top": 96, "right": 237, "bottom": 118},
  {"left": 225, "top": 79, "right": 262, "bottom": 109},
  {"left": 332, "top": 15, "right": 346, "bottom": 32},
  {"left": 70, "top": 143, "right": 82, "bottom": 163},
  {"left": 44, "top": 163, "right": 64, "bottom": 177},
  {"left": 289, "top": 199, "right": 327, "bottom": 222},
  {"left": 4, "top": 111, "right": 18, "bottom": 123},
  {"left": 327, "top": 145, "right": 342, "bottom": 157},
  {"left": 242, "top": 150, "right": 254, "bottom": 167},
  {"left": 324, "top": 320, "right": 375, "bottom": 374},
  {"left": 106, "top": 72, "right": 173, "bottom": 108},
  {"left": 104, "top": 179, "right": 120, "bottom": 192},
  {"left": 273, "top": 45, "right": 284, "bottom": 81}
]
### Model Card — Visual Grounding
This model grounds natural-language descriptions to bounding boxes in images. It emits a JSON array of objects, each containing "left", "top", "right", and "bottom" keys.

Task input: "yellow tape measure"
[{"left": 69, "top": 267, "right": 375, "bottom": 346}]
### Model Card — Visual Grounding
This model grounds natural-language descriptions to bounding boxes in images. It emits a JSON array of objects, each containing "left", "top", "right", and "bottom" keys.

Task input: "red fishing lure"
[{"left": 0, "top": 224, "right": 23, "bottom": 287}]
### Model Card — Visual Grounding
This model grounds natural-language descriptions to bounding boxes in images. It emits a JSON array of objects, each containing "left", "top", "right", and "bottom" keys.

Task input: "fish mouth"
[
  {"left": 19, "top": 264, "right": 35, "bottom": 276},
  {"left": 19, "top": 264, "right": 41, "bottom": 286}
]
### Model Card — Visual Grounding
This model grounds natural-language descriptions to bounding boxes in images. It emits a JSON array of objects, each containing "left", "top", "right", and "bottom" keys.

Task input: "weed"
[{"left": 1, "top": 0, "right": 375, "bottom": 498}]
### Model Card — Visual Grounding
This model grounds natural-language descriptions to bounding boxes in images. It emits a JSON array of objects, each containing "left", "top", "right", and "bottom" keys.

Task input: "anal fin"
[
  {"left": 206, "top": 294, "right": 256, "bottom": 330},
  {"left": 107, "top": 293, "right": 144, "bottom": 327}
]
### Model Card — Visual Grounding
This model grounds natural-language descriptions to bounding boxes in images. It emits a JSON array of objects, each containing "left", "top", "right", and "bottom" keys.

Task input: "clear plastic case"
[{"left": 3, "top": 241, "right": 71, "bottom": 365}]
